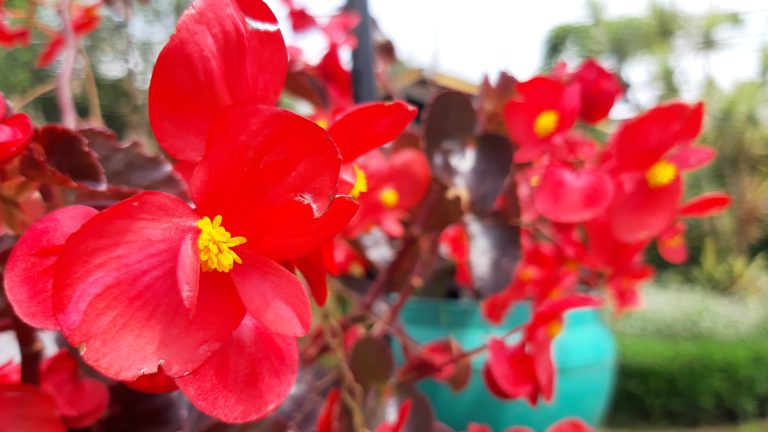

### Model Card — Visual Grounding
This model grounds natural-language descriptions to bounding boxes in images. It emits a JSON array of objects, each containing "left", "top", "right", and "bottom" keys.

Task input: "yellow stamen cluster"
[
  {"left": 196, "top": 215, "right": 247, "bottom": 273},
  {"left": 379, "top": 187, "right": 400, "bottom": 209},
  {"left": 350, "top": 163, "right": 368, "bottom": 198},
  {"left": 645, "top": 160, "right": 678, "bottom": 189},
  {"left": 533, "top": 109, "right": 560, "bottom": 138}
]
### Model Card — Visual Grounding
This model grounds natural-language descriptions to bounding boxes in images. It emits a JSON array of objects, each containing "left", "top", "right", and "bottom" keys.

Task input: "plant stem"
[
  {"left": 56, "top": 0, "right": 78, "bottom": 128},
  {"left": 12, "top": 315, "right": 42, "bottom": 385}
]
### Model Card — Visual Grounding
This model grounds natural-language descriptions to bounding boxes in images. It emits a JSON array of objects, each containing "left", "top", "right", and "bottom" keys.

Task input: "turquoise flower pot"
[{"left": 396, "top": 297, "right": 617, "bottom": 431}]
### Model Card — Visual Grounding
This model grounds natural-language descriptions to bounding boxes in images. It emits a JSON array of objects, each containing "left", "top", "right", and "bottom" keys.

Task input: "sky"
[{"left": 266, "top": 0, "right": 768, "bottom": 103}]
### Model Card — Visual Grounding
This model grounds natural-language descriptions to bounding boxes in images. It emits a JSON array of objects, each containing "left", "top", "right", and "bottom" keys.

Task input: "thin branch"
[
  {"left": 12, "top": 315, "right": 42, "bottom": 385},
  {"left": 79, "top": 46, "right": 103, "bottom": 126},
  {"left": 56, "top": 0, "right": 78, "bottom": 128}
]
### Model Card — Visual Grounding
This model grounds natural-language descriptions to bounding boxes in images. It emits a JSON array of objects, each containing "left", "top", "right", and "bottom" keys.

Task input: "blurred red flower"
[{"left": 37, "top": 2, "right": 102, "bottom": 68}]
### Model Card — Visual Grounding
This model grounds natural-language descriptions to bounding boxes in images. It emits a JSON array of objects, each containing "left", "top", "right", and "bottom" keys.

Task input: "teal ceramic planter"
[{"left": 397, "top": 297, "right": 617, "bottom": 431}]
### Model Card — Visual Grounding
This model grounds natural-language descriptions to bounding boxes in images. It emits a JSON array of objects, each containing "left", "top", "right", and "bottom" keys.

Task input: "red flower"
[
  {"left": 0, "top": 351, "right": 109, "bottom": 429},
  {"left": 0, "top": 384, "right": 66, "bottom": 432},
  {"left": 573, "top": 59, "right": 623, "bottom": 124},
  {"left": 346, "top": 147, "right": 431, "bottom": 238},
  {"left": 37, "top": 2, "right": 102, "bottom": 68},
  {"left": 6, "top": 0, "right": 358, "bottom": 422},
  {"left": 0, "top": 0, "right": 30, "bottom": 48},
  {"left": 504, "top": 76, "right": 580, "bottom": 163},
  {"left": 295, "top": 102, "right": 418, "bottom": 304},
  {"left": 316, "top": 388, "right": 342, "bottom": 432},
  {"left": 533, "top": 164, "right": 614, "bottom": 224},
  {"left": 503, "top": 417, "right": 593, "bottom": 432},
  {"left": 484, "top": 295, "right": 601, "bottom": 404},
  {"left": 280, "top": 0, "right": 317, "bottom": 32},
  {"left": 375, "top": 399, "right": 412, "bottom": 432},
  {"left": 604, "top": 102, "right": 711, "bottom": 243},
  {"left": 398, "top": 338, "right": 471, "bottom": 392},
  {"left": 0, "top": 96, "right": 34, "bottom": 163}
]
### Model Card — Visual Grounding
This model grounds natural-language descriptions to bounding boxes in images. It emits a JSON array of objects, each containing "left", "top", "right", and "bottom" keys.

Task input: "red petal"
[
  {"left": 40, "top": 351, "right": 109, "bottom": 429},
  {"left": 529, "top": 294, "right": 602, "bottom": 332},
  {"left": 53, "top": 192, "right": 244, "bottom": 380},
  {"left": 610, "top": 102, "right": 703, "bottom": 172},
  {"left": 574, "top": 59, "right": 623, "bottom": 124},
  {"left": 5, "top": 205, "right": 97, "bottom": 330},
  {"left": 485, "top": 339, "right": 538, "bottom": 402},
  {"left": 231, "top": 252, "right": 312, "bottom": 337},
  {"left": 547, "top": 418, "right": 594, "bottom": 432},
  {"left": 191, "top": 105, "right": 355, "bottom": 259},
  {"left": 468, "top": 424, "right": 494, "bottom": 432},
  {"left": 0, "top": 113, "right": 34, "bottom": 161},
  {"left": 533, "top": 165, "right": 613, "bottom": 223},
  {"left": 608, "top": 176, "right": 682, "bottom": 243},
  {"left": 328, "top": 101, "right": 417, "bottom": 162},
  {"left": 295, "top": 248, "right": 330, "bottom": 306},
  {"left": 0, "top": 384, "right": 66, "bottom": 432},
  {"left": 386, "top": 148, "right": 432, "bottom": 209},
  {"left": 531, "top": 339, "right": 555, "bottom": 402},
  {"left": 657, "top": 221, "right": 688, "bottom": 264},
  {"left": 177, "top": 233, "right": 201, "bottom": 313},
  {"left": 679, "top": 192, "right": 732, "bottom": 218},
  {"left": 123, "top": 369, "right": 178, "bottom": 394},
  {"left": 481, "top": 289, "right": 520, "bottom": 325},
  {"left": 148, "top": 0, "right": 286, "bottom": 162},
  {"left": 175, "top": 315, "right": 298, "bottom": 423},
  {"left": 668, "top": 145, "right": 716, "bottom": 171},
  {"left": 316, "top": 388, "right": 341, "bottom": 432}
]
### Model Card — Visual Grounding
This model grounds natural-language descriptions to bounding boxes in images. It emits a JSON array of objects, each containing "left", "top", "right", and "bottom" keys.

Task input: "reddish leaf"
[
  {"left": 424, "top": 91, "right": 476, "bottom": 184},
  {"left": 349, "top": 337, "right": 393, "bottom": 390},
  {"left": 21, "top": 126, "right": 106, "bottom": 190}
]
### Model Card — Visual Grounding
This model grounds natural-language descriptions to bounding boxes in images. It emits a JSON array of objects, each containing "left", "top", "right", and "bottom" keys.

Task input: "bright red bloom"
[
  {"left": 37, "top": 2, "right": 102, "bottom": 68},
  {"left": 280, "top": 0, "right": 317, "bottom": 32},
  {"left": 398, "top": 338, "right": 471, "bottom": 392},
  {"left": 468, "top": 424, "right": 492, "bottom": 432},
  {"left": 604, "top": 102, "right": 710, "bottom": 243},
  {"left": 504, "top": 76, "right": 580, "bottom": 163},
  {"left": 6, "top": 0, "right": 358, "bottom": 422},
  {"left": 0, "top": 96, "right": 34, "bottom": 163},
  {"left": 346, "top": 147, "right": 431, "bottom": 238},
  {"left": 296, "top": 102, "right": 417, "bottom": 304},
  {"left": 484, "top": 295, "right": 601, "bottom": 404},
  {"left": 573, "top": 59, "right": 623, "bottom": 124},
  {"left": 40, "top": 351, "right": 110, "bottom": 428},
  {"left": 501, "top": 417, "right": 594, "bottom": 432},
  {"left": 0, "top": 0, "right": 30, "bottom": 48},
  {"left": 0, "top": 351, "right": 109, "bottom": 429},
  {"left": 374, "top": 399, "right": 412, "bottom": 432}
]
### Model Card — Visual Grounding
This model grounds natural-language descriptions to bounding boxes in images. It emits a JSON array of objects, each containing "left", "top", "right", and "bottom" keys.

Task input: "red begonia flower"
[
  {"left": 8, "top": 107, "right": 356, "bottom": 423},
  {"left": 0, "top": 384, "right": 66, "bottom": 432},
  {"left": 280, "top": 0, "right": 317, "bottom": 32},
  {"left": 533, "top": 164, "right": 614, "bottom": 224},
  {"left": 347, "top": 148, "right": 431, "bottom": 238},
  {"left": 317, "top": 43, "right": 354, "bottom": 110},
  {"left": 0, "top": 0, "right": 30, "bottom": 48},
  {"left": 37, "top": 2, "right": 102, "bottom": 68},
  {"left": 504, "top": 76, "right": 580, "bottom": 163},
  {"left": 375, "top": 399, "right": 412, "bottom": 432},
  {"left": 0, "top": 108, "right": 34, "bottom": 163},
  {"left": 399, "top": 338, "right": 471, "bottom": 391},
  {"left": 468, "top": 423, "right": 493, "bottom": 432},
  {"left": 40, "top": 351, "right": 110, "bottom": 428},
  {"left": 485, "top": 295, "right": 601, "bottom": 404},
  {"left": 573, "top": 59, "right": 623, "bottom": 124},
  {"left": 295, "top": 101, "right": 416, "bottom": 305},
  {"left": 149, "top": 0, "right": 287, "bottom": 163},
  {"left": 606, "top": 102, "right": 706, "bottom": 243},
  {"left": 439, "top": 223, "right": 473, "bottom": 289}
]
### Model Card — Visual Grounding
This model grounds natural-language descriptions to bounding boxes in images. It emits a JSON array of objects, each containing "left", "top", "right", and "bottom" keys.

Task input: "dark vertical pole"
[{"left": 347, "top": 0, "right": 377, "bottom": 103}]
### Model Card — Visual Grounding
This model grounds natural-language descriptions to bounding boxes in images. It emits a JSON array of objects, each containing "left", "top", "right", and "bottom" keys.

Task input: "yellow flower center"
[
  {"left": 379, "top": 187, "right": 400, "bottom": 209},
  {"left": 547, "top": 320, "right": 563, "bottom": 339},
  {"left": 661, "top": 233, "right": 683, "bottom": 248},
  {"left": 315, "top": 118, "right": 329, "bottom": 129},
  {"left": 350, "top": 163, "right": 368, "bottom": 199},
  {"left": 196, "top": 215, "right": 247, "bottom": 273},
  {"left": 645, "top": 160, "right": 678, "bottom": 189},
  {"left": 529, "top": 175, "right": 542, "bottom": 187},
  {"left": 533, "top": 109, "right": 560, "bottom": 138}
]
